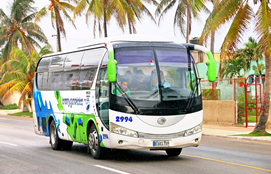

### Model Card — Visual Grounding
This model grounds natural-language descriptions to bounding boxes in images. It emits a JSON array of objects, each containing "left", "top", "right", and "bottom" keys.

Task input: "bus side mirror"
[
  {"left": 206, "top": 51, "right": 216, "bottom": 82},
  {"left": 107, "top": 59, "right": 117, "bottom": 82}
]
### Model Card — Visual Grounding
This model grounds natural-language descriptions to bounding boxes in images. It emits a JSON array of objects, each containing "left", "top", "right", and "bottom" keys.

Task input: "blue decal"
[
  {"left": 65, "top": 115, "right": 70, "bottom": 126},
  {"left": 99, "top": 134, "right": 102, "bottom": 142},
  {"left": 78, "top": 118, "right": 83, "bottom": 126},
  {"left": 33, "top": 75, "right": 56, "bottom": 136},
  {"left": 103, "top": 134, "right": 108, "bottom": 139},
  {"left": 153, "top": 141, "right": 156, "bottom": 146}
]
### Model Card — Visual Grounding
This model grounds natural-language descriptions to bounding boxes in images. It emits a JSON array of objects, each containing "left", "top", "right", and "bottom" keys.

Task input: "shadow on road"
[{"left": 65, "top": 143, "right": 188, "bottom": 162}]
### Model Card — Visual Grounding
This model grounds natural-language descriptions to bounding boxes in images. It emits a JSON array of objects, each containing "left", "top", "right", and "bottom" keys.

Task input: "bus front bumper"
[{"left": 109, "top": 132, "right": 201, "bottom": 149}]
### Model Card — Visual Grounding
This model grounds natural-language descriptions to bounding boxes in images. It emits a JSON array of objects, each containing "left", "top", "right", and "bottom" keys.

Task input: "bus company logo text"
[{"left": 62, "top": 98, "right": 84, "bottom": 108}]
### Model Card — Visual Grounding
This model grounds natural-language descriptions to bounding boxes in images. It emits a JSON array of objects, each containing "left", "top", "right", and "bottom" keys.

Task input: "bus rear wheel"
[
  {"left": 88, "top": 124, "right": 104, "bottom": 159},
  {"left": 50, "top": 120, "right": 62, "bottom": 150},
  {"left": 166, "top": 148, "right": 182, "bottom": 156}
]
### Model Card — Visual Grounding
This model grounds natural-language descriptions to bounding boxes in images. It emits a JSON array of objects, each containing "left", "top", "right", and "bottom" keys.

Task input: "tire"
[
  {"left": 49, "top": 120, "right": 63, "bottom": 150},
  {"left": 88, "top": 124, "right": 104, "bottom": 159},
  {"left": 166, "top": 148, "right": 182, "bottom": 156}
]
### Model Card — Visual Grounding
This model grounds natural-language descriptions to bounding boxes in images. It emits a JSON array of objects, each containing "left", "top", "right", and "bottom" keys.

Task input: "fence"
[{"left": 201, "top": 77, "right": 265, "bottom": 127}]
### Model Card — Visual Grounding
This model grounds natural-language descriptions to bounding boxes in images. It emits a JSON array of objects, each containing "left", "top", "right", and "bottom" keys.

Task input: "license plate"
[{"left": 153, "top": 140, "right": 169, "bottom": 147}]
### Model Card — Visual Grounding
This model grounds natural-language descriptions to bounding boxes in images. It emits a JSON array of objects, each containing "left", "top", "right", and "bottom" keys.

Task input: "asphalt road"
[{"left": 0, "top": 115, "right": 271, "bottom": 174}]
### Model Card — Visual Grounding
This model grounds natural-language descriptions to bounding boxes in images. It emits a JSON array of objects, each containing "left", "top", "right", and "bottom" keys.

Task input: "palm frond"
[
  {"left": 255, "top": 0, "right": 271, "bottom": 55},
  {"left": 220, "top": 3, "right": 253, "bottom": 60}
]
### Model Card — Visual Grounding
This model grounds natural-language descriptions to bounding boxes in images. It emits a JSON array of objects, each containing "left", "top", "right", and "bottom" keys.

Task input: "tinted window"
[
  {"left": 49, "top": 55, "right": 66, "bottom": 72},
  {"left": 37, "top": 58, "right": 51, "bottom": 72},
  {"left": 37, "top": 73, "right": 43, "bottom": 89},
  {"left": 64, "top": 52, "right": 84, "bottom": 70},
  {"left": 80, "top": 48, "right": 106, "bottom": 89}
]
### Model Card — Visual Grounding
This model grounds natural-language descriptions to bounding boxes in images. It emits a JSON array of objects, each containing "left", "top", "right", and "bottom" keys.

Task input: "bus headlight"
[
  {"left": 110, "top": 123, "right": 138, "bottom": 138},
  {"left": 184, "top": 123, "right": 202, "bottom": 137}
]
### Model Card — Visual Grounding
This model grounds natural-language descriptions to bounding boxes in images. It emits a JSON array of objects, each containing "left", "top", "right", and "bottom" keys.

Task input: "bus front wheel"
[
  {"left": 166, "top": 148, "right": 182, "bottom": 156},
  {"left": 88, "top": 124, "right": 104, "bottom": 159}
]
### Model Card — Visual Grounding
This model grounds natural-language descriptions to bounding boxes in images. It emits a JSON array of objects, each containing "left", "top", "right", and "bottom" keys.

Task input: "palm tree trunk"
[
  {"left": 186, "top": 7, "right": 190, "bottom": 43},
  {"left": 254, "top": 51, "right": 270, "bottom": 132},
  {"left": 211, "top": 31, "right": 215, "bottom": 55},
  {"left": 103, "top": 0, "right": 108, "bottom": 37},
  {"left": 128, "top": 16, "right": 132, "bottom": 34},
  {"left": 56, "top": 20, "right": 62, "bottom": 52}
]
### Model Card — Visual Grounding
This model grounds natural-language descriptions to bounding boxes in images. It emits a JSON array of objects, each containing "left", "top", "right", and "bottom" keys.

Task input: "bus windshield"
[{"left": 111, "top": 46, "right": 201, "bottom": 115}]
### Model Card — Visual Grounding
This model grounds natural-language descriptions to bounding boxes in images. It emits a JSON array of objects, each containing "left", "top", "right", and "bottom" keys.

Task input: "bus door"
[{"left": 96, "top": 52, "right": 110, "bottom": 146}]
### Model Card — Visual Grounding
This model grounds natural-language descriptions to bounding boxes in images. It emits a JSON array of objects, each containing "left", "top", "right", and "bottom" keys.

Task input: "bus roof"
[{"left": 77, "top": 34, "right": 173, "bottom": 49}]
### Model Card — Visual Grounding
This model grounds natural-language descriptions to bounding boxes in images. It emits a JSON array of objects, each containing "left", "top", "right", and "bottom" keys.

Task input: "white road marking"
[
  {"left": 94, "top": 165, "right": 130, "bottom": 174},
  {"left": 0, "top": 141, "right": 18, "bottom": 146},
  {"left": 0, "top": 118, "right": 6, "bottom": 119}
]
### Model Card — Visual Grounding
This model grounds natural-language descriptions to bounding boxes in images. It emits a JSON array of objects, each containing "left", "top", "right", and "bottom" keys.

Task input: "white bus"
[{"left": 33, "top": 35, "right": 216, "bottom": 159}]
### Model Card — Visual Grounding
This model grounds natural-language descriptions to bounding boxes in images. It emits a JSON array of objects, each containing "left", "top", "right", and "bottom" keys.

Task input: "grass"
[
  {"left": 8, "top": 112, "right": 33, "bottom": 117},
  {"left": 0, "top": 104, "right": 18, "bottom": 110},
  {"left": 231, "top": 131, "right": 271, "bottom": 137}
]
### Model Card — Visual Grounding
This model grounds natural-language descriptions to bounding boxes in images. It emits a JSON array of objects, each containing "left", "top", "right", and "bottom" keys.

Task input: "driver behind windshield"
[{"left": 151, "top": 70, "right": 170, "bottom": 90}]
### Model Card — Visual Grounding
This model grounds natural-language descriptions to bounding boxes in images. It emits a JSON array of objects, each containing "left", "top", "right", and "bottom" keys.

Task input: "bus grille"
[{"left": 138, "top": 132, "right": 184, "bottom": 139}]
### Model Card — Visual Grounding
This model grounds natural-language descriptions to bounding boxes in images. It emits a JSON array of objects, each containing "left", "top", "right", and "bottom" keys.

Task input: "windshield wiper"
[
  {"left": 115, "top": 82, "right": 141, "bottom": 114},
  {"left": 185, "top": 80, "right": 199, "bottom": 112}
]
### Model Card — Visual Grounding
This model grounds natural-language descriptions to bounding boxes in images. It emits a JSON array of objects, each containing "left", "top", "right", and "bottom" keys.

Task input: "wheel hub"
[{"left": 88, "top": 130, "right": 98, "bottom": 151}]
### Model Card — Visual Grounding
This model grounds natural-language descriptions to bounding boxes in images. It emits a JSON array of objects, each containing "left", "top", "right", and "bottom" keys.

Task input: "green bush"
[
  {"left": 237, "top": 93, "right": 260, "bottom": 124},
  {"left": 1, "top": 103, "right": 18, "bottom": 110}
]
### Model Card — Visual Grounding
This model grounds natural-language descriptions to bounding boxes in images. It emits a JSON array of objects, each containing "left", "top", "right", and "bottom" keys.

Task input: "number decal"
[
  {"left": 116, "top": 116, "right": 133, "bottom": 122},
  {"left": 120, "top": 116, "right": 124, "bottom": 122}
]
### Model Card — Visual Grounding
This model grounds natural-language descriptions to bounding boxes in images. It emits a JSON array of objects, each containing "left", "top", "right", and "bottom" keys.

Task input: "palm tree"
[
  {"left": 124, "top": 0, "right": 158, "bottom": 34},
  {"left": 34, "top": 0, "right": 77, "bottom": 52},
  {"left": 220, "top": 57, "right": 246, "bottom": 79},
  {"left": 156, "top": 0, "right": 209, "bottom": 43},
  {"left": 0, "top": 45, "right": 53, "bottom": 110},
  {"left": 210, "top": 0, "right": 220, "bottom": 55},
  {"left": 200, "top": 0, "right": 271, "bottom": 133},
  {"left": 74, "top": 0, "right": 127, "bottom": 38},
  {"left": 0, "top": 0, "right": 49, "bottom": 63}
]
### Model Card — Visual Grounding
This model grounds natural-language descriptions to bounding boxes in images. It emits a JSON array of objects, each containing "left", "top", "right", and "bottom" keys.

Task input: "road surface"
[{"left": 0, "top": 115, "right": 271, "bottom": 174}]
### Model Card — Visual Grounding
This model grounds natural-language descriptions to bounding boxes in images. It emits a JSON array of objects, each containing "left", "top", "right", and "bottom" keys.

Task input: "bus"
[{"left": 33, "top": 35, "right": 216, "bottom": 159}]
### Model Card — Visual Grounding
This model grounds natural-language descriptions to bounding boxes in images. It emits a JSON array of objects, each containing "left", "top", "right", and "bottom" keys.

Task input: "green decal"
[
  {"left": 107, "top": 50, "right": 117, "bottom": 82},
  {"left": 54, "top": 91, "right": 97, "bottom": 144},
  {"left": 206, "top": 51, "right": 216, "bottom": 82},
  {"left": 100, "top": 141, "right": 105, "bottom": 147},
  {"left": 63, "top": 113, "right": 96, "bottom": 144}
]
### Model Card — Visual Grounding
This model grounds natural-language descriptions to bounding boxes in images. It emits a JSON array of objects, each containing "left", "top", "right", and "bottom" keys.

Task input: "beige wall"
[
  {"left": 203, "top": 100, "right": 236, "bottom": 125},
  {"left": 203, "top": 100, "right": 271, "bottom": 128},
  {"left": 2, "top": 92, "right": 21, "bottom": 107}
]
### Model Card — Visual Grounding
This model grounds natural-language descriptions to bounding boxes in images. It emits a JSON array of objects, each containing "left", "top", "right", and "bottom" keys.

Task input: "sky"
[{"left": 1, "top": 0, "right": 256, "bottom": 53}]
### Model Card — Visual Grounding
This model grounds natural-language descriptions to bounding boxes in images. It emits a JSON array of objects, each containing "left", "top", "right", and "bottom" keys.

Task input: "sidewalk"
[
  {"left": 1, "top": 109, "right": 271, "bottom": 142},
  {"left": 203, "top": 124, "right": 271, "bottom": 142}
]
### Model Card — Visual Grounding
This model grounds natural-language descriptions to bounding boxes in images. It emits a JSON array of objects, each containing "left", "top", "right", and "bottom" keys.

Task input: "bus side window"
[
  {"left": 49, "top": 55, "right": 65, "bottom": 90},
  {"left": 80, "top": 48, "right": 106, "bottom": 89},
  {"left": 49, "top": 72, "right": 63, "bottom": 90},
  {"left": 63, "top": 52, "right": 84, "bottom": 90},
  {"left": 37, "top": 57, "right": 51, "bottom": 90},
  {"left": 42, "top": 72, "right": 49, "bottom": 90},
  {"left": 37, "top": 73, "right": 43, "bottom": 89}
]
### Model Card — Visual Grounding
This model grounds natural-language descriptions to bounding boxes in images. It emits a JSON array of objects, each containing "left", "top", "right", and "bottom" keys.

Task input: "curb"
[{"left": 202, "top": 134, "right": 271, "bottom": 143}]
